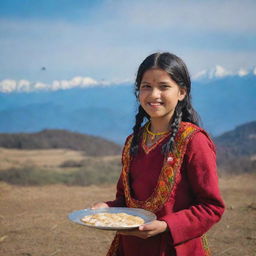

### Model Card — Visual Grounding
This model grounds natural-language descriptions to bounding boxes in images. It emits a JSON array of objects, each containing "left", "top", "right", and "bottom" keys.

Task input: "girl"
[{"left": 92, "top": 52, "right": 225, "bottom": 256}]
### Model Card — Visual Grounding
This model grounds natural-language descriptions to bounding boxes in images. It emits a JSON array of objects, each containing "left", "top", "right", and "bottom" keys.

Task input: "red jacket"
[{"left": 106, "top": 122, "right": 225, "bottom": 256}]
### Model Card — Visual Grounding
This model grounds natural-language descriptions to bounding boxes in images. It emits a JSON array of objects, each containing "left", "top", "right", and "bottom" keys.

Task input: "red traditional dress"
[{"left": 106, "top": 122, "right": 225, "bottom": 256}]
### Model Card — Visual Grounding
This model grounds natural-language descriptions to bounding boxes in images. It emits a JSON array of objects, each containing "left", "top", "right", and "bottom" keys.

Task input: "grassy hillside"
[
  {"left": 214, "top": 121, "right": 256, "bottom": 173},
  {"left": 0, "top": 121, "right": 255, "bottom": 187},
  {"left": 0, "top": 148, "right": 121, "bottom": 186},
  {"left": 0, "top": 129, "right": 122, "bottom": 156}
]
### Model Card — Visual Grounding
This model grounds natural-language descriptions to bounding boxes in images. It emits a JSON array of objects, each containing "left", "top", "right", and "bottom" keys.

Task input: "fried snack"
[{"left": 81, "top": 212, "right": 144, "bottom": 227}]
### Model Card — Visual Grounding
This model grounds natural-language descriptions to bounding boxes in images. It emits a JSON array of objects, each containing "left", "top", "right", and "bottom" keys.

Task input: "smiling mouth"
[{"left": 148, "top": 102, "right": 163, "bottom": 106}]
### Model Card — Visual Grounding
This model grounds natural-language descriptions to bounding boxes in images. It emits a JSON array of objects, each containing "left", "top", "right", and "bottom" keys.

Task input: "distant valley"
[{"left": 0, "top": 74, "right": 255, "bottom": 144}]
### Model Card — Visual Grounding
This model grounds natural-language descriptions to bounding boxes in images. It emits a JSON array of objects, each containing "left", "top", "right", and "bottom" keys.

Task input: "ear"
[{"left": 178, "top": 88, "right": 187, "bottom": 101}]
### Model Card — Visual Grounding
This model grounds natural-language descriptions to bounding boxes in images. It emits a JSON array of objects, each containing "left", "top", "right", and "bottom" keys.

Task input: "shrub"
[
  {"left": 59, "top": 160, "right": 84, "bottom": 168},
  {"left": 0, "top": 159, "right": 122, "bottom": 186},
  {"left": 70, "top": 160, "right": 121, "bottom": 186},
  {"left": 0, "top": 166, "right": 71, "bottom": 185}
]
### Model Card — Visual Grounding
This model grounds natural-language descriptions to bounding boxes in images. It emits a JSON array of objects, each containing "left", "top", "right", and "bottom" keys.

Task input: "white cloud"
[
  {"left": 115, "top": 0, "right": 256, "bottom": 33},
  {"left": 0, "top": 0, "right": 255, "bottom": 82}
]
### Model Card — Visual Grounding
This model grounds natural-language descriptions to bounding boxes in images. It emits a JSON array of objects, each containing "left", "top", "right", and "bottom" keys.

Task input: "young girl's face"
[{"left": 139, "top": 68, "right": 186, "bottom": 122}]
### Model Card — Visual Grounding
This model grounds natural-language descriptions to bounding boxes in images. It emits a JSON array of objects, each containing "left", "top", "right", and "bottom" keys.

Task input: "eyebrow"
[
  {"left": 159, "top": 81, "right": 171, "bottom": 84},
  {"left": 141, "top": 81, "right": 171, "bottom": 84}
]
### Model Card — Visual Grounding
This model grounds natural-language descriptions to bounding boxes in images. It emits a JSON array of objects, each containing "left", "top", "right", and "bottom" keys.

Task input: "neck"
[{"left": 150, "top": 118, "right": 171, "bottom": 133}]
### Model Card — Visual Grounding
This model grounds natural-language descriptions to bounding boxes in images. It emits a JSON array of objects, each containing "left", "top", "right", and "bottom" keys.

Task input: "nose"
[{"left": 151, "top": 87, "right": 161, "bottom": 98}]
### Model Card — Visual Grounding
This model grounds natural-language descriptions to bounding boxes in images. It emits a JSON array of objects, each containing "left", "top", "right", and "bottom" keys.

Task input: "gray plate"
[{"left": 68, "top": 207, "right": 156, "bottom": 231}]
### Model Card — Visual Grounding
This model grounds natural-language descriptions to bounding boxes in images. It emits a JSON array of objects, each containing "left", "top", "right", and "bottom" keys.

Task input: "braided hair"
[{"left": 130, "top": 52, "right": 200, "bottom": 156}]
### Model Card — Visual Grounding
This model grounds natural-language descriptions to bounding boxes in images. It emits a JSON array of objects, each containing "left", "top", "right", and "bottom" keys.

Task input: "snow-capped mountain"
[
  {"left": 192, "top": 65, "right": 256, "bottom": 80},
  {"left": 0, "top": 76, "right": 132, "bottom": 93},
  {"left": 1, "top": 66, "right": 255, "bottom": 93},
  {"left": 0, "top": 68, "right": 255, "bottom": 144}
]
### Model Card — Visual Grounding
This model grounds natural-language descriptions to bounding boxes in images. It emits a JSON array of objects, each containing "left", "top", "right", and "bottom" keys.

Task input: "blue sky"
[{"left": 0, "top": 0, "right": 255, "bottom": 85}]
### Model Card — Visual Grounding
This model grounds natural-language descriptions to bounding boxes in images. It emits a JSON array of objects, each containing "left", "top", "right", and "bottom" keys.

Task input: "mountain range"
[
  {"left": 192, "top": 65, "right": 256, "bottom": 80},
  {"left": 0, "top": 71, "right": 255, "bottom": 144}
]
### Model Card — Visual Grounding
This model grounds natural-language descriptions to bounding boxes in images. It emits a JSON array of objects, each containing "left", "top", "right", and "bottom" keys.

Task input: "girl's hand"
[
  {"left": 117, "top": 220, "right": 167, "bottom": 239},
  {"left": 91, "top": 202, "right": 109, "bottom": 209}
]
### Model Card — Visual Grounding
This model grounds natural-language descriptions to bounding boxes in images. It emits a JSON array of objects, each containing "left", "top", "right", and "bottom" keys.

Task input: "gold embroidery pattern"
[
  {"left": 141, "top": 129, "right": 171, "bottom": 154},
  {"left": 201, "top": 234, "right": 211, "bottom": 256},
  {"left": 106, "top": 234, "right": 120, "bottom": 256},
  {"left": 122, "top": 122, "right": 200, "bottom": 213}
]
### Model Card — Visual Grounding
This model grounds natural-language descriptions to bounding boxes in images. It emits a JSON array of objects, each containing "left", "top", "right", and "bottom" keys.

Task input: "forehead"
[{"left": 141, "top": 68, "right": 174, "bottom": 83}]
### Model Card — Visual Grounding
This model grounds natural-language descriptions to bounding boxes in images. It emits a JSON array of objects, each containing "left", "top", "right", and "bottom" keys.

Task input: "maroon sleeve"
[
  {"left": 160, "top": 131, "right": 225, "bottom": 245},
  {"left": 105, "top": 173, "right": 126, "bottom": 207}
]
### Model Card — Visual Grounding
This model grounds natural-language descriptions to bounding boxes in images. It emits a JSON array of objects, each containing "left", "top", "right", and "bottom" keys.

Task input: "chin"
[{"left": 149, "top": 115, "right": 165, "bottom": 119}]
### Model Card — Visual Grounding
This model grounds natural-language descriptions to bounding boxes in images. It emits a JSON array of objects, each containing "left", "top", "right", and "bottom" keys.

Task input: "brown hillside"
[
  {"left": 214, "top": 121, "right": 256, "bottom": 173},
  {"left": 0, "top": 129, "right": 122, "bottom": 156}
]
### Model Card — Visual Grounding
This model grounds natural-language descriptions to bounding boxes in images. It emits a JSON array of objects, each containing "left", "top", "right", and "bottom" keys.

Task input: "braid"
[
  {"left": 130, "top": 105, "right": 149, "bottom": 156},
  {"left": 162, "top": 103, "right": 183, "bottom": 155},
  {"left": 182, "top": 96, "right": 200, "bottom": 125}
]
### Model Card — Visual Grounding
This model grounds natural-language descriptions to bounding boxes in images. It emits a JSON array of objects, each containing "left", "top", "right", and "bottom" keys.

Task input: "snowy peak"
[
  {"left": 193, "top": 65, "right": 256, "bottom": 80},
  {"left": 253, "top": 67, "right": 256, "bottom": 75},
  {"left": 0, "top": 77, "right": 131, "bottom": 93},
  {"left": 0, "top": 66, "right": 255, "bottom": 93},
  {"left": 209, "top": 65, "right": 231, "bottom": 79},
  {"left": 237, "top": 68, "right": 249, "bottom": 77}
]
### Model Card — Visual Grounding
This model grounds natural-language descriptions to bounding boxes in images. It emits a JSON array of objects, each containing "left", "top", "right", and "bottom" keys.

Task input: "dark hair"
[{"left": 130, "top": 52, "right": 200, "bottom": 156}]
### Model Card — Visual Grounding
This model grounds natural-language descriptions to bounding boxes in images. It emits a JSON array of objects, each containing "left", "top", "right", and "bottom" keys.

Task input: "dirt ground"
[{"left": 0, "top": 174, "right": 255, "bottom": 256}]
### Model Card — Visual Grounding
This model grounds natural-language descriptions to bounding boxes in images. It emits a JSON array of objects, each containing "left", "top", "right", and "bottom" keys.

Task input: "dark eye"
[
  {"left": 161, "top": 84, "right": 171, "bottom": 89},
  {"left": 140, "top": 84, "right": 151, "bottom": 89}
]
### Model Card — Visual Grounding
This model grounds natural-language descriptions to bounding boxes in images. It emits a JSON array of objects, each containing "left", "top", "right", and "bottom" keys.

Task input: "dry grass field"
[
  {"left": 0, "top": 148, "right": 255, "bottom": 256},
  {"left": 0, "top": 148, "right": 119, "bottom": 171}
]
